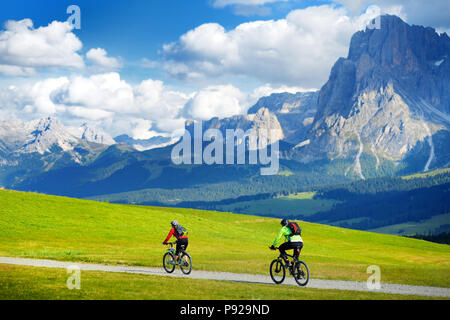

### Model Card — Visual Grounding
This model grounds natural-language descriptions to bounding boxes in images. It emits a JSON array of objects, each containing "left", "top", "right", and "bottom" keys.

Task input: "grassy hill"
[{"left": 0, "top": 189, "right": 449, "bottom": 291}]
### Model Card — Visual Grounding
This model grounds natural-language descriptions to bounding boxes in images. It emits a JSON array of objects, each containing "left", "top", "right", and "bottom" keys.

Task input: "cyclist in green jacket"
[{"left": 270, "top": 219, "right": 303, "bottom": 266}]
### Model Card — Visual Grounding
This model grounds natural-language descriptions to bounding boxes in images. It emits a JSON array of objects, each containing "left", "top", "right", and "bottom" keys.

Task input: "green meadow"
[{"left": 0, "top": 189, "right": 449, "bottom": 293}]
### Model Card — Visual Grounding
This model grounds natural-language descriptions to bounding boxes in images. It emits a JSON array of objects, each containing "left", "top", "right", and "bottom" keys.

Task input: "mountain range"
[
  {"left": 296, "top": 15, "right": 450, "bottom": 177},
  {"left": 0, "top": 15, "right": 449, "bottom": 204}
]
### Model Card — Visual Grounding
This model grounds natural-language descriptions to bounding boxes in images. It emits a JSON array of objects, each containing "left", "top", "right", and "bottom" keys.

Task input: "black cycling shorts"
[
  {"left": 176, "top": 238, "right": 188, "bottom": 255},
  {"left": 279, "top": 241, "right": 303, "bottom": 260}
]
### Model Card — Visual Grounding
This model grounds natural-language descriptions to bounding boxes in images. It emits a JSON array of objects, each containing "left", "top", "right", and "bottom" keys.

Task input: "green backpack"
[{"left": 175, "top": 225, "right": 188, "bottom": 237}]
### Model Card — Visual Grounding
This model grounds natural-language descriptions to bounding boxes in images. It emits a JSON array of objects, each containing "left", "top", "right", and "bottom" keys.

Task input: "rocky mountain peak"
[
  {"left": 0, "top": 117, "right": 118, "bottom": 158},
  {"left": 296, "top": 15, "right": 450, "bottom": 174},
  {"left": 79, "top": 123, "right": 115, "bottom": 145},
  {"left": 23, "top": 116, "right": 78, "bottom": 154}
]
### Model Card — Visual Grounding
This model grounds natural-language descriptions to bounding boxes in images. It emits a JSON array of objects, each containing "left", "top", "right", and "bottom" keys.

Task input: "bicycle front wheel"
[
  {"left": 180, "top": 252, "right": 192, "bottom": 275},
  {"left": 292, "top": 261, "right": 310, "bottom": 286},
  {"left": 163, "top": 252, "right": 176, "bottom": 273},
  {"left": 270, "top": 259, "right": 286, "bottom": 284}
]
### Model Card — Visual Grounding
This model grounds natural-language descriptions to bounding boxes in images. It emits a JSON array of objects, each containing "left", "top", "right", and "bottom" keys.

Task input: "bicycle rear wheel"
[
  {"left": 270, "top": 259, "right": 286, "bottom": 284},
  {"left": 180, "top": 252, "right": 192, "bottom": 275},
  {"left": 163, "top": 252, "right": 176, "bottom": 273},
  {"left": 292, "top": 261, "right": 309, "bottom": 286}
]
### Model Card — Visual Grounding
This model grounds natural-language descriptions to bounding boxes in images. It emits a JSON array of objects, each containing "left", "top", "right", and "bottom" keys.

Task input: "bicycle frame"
[
  {"left": 273, "top": 246, "right": 301, "bottom": 263},
  {"left": 165, "top": 241, "right": 183, "bottom": 259}
]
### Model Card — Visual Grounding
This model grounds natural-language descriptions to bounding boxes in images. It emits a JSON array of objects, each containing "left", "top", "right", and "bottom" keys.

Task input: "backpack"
[
  {"left": 287, "top": 221, "right": 301, "bottom": 236},
  {"left": 175, "top": 224, "right": 188, "bottom": 237}
]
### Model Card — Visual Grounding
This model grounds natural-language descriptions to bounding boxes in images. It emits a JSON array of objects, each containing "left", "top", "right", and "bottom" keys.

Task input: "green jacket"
[{"left": 272, "top": 226, "right": 303, "bottom": 247}]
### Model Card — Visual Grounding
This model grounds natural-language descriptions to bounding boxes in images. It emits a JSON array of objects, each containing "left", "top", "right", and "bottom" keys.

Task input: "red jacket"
[{"left": 163, "top": 227, "right": 188, "bottom": 244}]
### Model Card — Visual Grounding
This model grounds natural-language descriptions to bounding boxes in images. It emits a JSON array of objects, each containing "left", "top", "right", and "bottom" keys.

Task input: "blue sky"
[
  {"left": 0, "top": 0, "right": 449, "bottom": 139},
  {"left": 0, "top": 0, "right": 333, "bottom": 85}
]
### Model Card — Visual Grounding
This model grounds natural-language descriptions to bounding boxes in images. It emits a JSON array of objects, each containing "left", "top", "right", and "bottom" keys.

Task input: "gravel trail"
[{"left": 1, "top": 257, "right": 449, "bottom": 298}]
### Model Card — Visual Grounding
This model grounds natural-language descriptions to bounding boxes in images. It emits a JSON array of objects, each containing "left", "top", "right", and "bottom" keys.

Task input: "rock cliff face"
[
  {"left": 296, "top": 15, "right": 450, "bottom": 174},
  {"left": 249, "top": 91, "right": 318, "bottom": 144},
  {"left": 69, "top": 123, "right": 116, "bottom": 146},
  {"left": 0, "top": 117, "right": 79, "bottom": 155},
  {"left": 114, "top": 134, "right": 173, "bottom": 151},
  {"left": 186, "top": 107, "right": 284, "bottom": 149},
  {"left": 0, "top": 117, "right": 115, "bottom": 169},
  {"left": 0, "top": 117, "right": 116, "bottom": 156},
  {"left": 188, "top": 91, "right": 318, "bottom": 147}
]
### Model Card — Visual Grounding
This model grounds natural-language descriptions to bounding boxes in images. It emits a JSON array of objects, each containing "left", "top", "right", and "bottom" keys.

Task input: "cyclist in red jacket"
[{"left": 162, "top": 220, "right": 188, "bottom": 264}]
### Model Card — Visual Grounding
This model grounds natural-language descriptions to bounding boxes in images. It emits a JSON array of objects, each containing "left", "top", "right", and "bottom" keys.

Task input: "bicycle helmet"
[
  {"left": 281, "top": 219, "right": 289, "bottom": 226},
  {"left": 171, "top": 220, "right": 178, "bottom": 227}
]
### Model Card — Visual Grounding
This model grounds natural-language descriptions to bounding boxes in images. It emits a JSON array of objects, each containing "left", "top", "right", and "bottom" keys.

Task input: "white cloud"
[
  {"left": 0, "top": 73, "right": 190, "bottom": 139},
  {"left": 86, "top": 48, "right": 122, "bottom": 70},
  {"left": 61, "top": 73, "right": 134, "bottom": 113},
  {"left": 0, "top": 19, "right": 84, "bottom": 72},
  {"left": 134, "top": 79, "right": 188, "bottom": 121},
  {"left": 66, "top": 106, "right": 114, "bottom": 121},
  {"left": 130, "top": 119, "right": 164, "bottom": 140},
  {"left": 163, "top": 5, "right": 382, "bottom": 88},
  {"left": 0, "top": 74, "right": 323, "bottom": 139},
  {"left": 184, "top": 84, "right": 248, "bottom": 120},
  {"left": 26, "top": 77, "right": 70, "bottom": 115}
]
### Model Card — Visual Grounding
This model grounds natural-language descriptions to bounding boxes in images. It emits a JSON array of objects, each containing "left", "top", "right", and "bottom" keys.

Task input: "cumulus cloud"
[
  {"left": 163, "top": 5, "right": 382, "bottom": 88},
  {"left": 0, "top": 73, "right": 325, "bottom": 139},
  {"left": 25, "top": 77, "right": 70, "bottom": 115},
  {"left": 182, "top": 83, "right": 313, "bottom": 121},
  {"left": 0, "top": 19, "right": 84, "bottom": 74},
  {"left": 0, "top": 73, "right": 190, "bottom": 139},
  {"left": 60, "top": 73, "right": 134, "bottom": 113},
  {"left": 130, "top": 119, "right": 165, "bottom": 140},
  {"left": 86, "top": 48, "right": 122, "bottom": 70},
  {"left": 66, "top": 106, "right": 114, "bottom": 121},
  {"left": 58, "top": 74, "right": 189, "bottom": 137},
  {"left": 183, "top": 84, "right": 248, "bottom": 120},
  {"left": 134, "top": 79, "right": 188, "bottom": 122}
]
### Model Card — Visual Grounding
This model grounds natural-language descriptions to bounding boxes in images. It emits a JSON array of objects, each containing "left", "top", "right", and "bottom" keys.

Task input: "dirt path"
[{"left": 1, "top": 256, "right": 449, "bottom": 298}]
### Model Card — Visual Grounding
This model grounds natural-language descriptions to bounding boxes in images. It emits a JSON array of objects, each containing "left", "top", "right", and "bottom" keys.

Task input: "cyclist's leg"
[
  {"left": 278, "top": 242, "right": 290, "bottom": 263},
  {"left": 175, "top": 240, "right": 181, "bottom": 262},
  {"left": 176, "top": 238, "right": 188, "bottom": 263},
  {"left": 180, "top": 238, "right": 189, "bottom": 265},
  {"left": 293, "top": 242, "right": 303, "bottom": 262},
  {"left": 282, "top": 242, "right": 299, "bottom": 265}
]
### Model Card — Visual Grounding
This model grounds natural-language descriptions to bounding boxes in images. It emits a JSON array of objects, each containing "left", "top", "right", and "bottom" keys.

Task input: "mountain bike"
[
  {"left": 163, "top": 241, "right": 192, "bottom": 275},
  {"left": 269, "top": 247, "right": 309, "bottom": 286}
]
